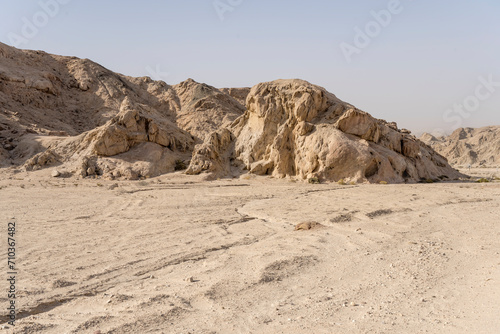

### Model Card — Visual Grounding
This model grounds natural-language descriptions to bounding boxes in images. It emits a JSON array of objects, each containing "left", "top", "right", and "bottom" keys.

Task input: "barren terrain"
[{"left": 1, "top": 168, "right": 499, "bottom": 334}]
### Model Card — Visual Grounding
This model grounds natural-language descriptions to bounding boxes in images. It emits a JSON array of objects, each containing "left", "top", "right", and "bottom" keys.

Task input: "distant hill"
[{"left": 420, "top": 126, "right": 500, "bottom": 166}]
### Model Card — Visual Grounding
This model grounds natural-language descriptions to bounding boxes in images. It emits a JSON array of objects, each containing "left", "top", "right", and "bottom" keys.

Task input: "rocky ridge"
[{"left": 0, "top": 42, "right": 461, "bottom": 183}]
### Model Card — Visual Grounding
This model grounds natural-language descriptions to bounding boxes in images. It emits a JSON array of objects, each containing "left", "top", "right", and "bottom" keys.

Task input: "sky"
[{"left": 1, "top": 0, "right": 499, "bottom": 135}]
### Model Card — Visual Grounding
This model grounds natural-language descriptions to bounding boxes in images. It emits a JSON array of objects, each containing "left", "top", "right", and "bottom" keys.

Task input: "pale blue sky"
[{"left": 1, "top": 0, "right": 499, "bottom": 134}]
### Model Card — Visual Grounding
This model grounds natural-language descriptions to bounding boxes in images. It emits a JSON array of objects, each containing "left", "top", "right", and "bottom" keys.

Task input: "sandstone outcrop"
[
  {"left": 23, "top": 98, "right": 195, "bottom": 179},
  {"left": 186, "top": 128, "right": 235, "bottom": 178},
  {"left": 227, "top": 79, "right": 459, "bottom": 183},
  {"left": 172, "top": 79, "right": 245, "bottom": 142}
]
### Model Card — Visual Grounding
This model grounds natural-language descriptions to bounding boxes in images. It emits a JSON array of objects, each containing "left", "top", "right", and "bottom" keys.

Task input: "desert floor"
[{"left": 0, "top": 168, "right": 499, "bottom": 334}]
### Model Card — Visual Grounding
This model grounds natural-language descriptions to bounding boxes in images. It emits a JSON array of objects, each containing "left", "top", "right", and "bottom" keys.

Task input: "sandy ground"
[{"left": 0, "top": 168, "right": 499, "bottom": 334}]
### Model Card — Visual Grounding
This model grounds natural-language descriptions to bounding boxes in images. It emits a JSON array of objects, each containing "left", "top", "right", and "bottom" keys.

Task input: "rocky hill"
[
  {"left": 420, "top": 126, "right": 500, "bottom": 167},
  {"left": 0, "top": 42, "right": 245, "bottom": 178},
  {"left": 0, "top": 42, "right": 461, "bottom": 183}
]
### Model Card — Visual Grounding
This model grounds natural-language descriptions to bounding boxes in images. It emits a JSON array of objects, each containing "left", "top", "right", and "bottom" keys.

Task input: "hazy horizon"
[{"left": 1, "top": 0, "right": 499, "bottom": 135}]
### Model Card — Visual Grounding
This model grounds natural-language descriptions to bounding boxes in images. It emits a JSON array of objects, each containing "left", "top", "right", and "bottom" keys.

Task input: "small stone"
[
  {"left": 186, "top": 276, "right": 195, "bottom": 282},
  {"left": 51, "top": 170, "right": 61, "bottom": 177},
  {"left": 295, "top": 221, "right": 322, "bottom": 231}
]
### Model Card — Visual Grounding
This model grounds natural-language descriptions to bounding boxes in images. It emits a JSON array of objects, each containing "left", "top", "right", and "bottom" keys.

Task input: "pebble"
[{"left": 51, "top": 170, "right": 61, "bottom": 177}]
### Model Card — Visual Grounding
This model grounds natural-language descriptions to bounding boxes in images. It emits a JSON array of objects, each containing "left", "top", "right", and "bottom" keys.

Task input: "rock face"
[
  {"left": 0, "top": 42, "right": 462, "bottom": 182},
  {"left": 90, "top": 97, "right": 194, "bottom": 157},
  {"left": 172, "top": 79, "right": 245, "bottom": 141},
  {"left": 421, "top": 126, "right": 500, "bottom": 166},
  {"left": 219, "top": 87, "right": 251, "bottom": 106},
  {"left": 227, "top": 80, "right": 459, "bottom": 183},
  {"left": 186, "top": 128, "right": 235, "bottom": 178},
  {"left": 23, "top": 97, "right": 196, "bottom": 179}
]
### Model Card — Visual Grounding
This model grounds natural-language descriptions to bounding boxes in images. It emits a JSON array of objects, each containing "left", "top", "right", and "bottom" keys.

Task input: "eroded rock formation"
[
  {"left": 224, "top": 80, "right": 459, "bottom": 183},
  {"left": 0, "top": 42, "right": 462, "bottom": 182}
]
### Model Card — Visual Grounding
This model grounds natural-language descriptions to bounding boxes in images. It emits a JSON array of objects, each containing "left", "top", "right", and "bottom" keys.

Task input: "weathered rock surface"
[
  {"left": 24, "top": 98, "right": 195, "bottom": 179},
  {"left": 421, "top": 126, "right": 500, "bottom": 166},
  {"left": 186, "top": 128, "right": 235, "bottom": 178},
  {"left": 173, "top": 79, "right": 245, "bottom": 141},
  {"left": 227, "top": 79, "right": 460, "bottom": 183},
  {"left": 219, "top": 87, "right": 251, "bottom": 106}
]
